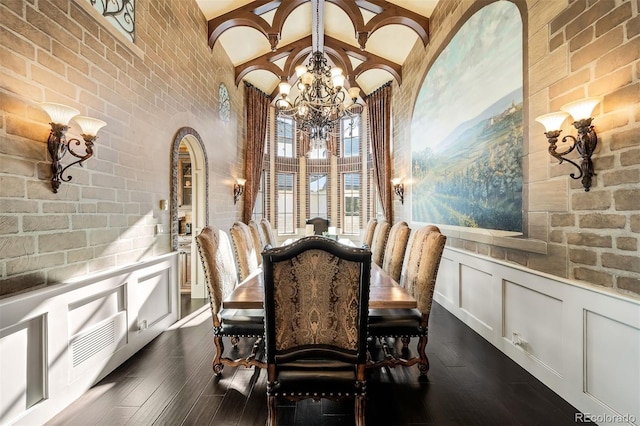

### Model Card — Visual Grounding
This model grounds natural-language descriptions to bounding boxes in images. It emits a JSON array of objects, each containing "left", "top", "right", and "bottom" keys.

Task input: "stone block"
[
  {"left": 602, "top": 168, "right": 640, "bottom": 186},
  {"left": 602, "top": 252, "right": 640, "bottom": 273},
  {"left": 23, "top": 215, "right": 69, "bottom": 232},
  {"left": 616, "top": 237, "right": 637, "bottom": 251},
  {"left": 551, "top": 213, "right": 575, "bottom": 227},
  {"left": 614, "top": 189, "right": 640, "bottom": 210},
  {"left": 550, "top": 230, "right": 565, "bottom": 243},
  {"left": 631, "top": 214, "right": 640, "bottom": 232},
  {"left": 529, "top": 244, "right": 568, "bottom": 277},
  {"left": 0, "top": 216, "right": 19, "bottom": 234},
  {"left": 0, "top": 235, "right": 36, "bottom": 258},
  {"left": 578, "top": 213, "right": 626, "bottom": 229},
  {"left": 2, "top": 199, "right": 39, "bottom": 213},
  {"left": 0, "top": 273, "right": 46, "bottom": 297},
  {"left": 595, "top": 1, "right": 632, "bottom": 37},
  {"left": 574, "top": 267, "right": 614, "bottom": 287},
  {"left": 571, "top": 190, "right": 612, "bottom": 210},
  {"left": 7, "top": 252, "right": 65, "bottom": 275},
  {"left": 72, "top": 214, "right": 108, "bottom": 229},
  {"left": 529, "top": 179, "right": 568, "bottom": 212},
  {"left": 609, "top": 127, "right": 640, "bottom": 150},
  {"left": 620, "top": 148, "right": 640, "bottom": 166},
  {"left": 569, "top": 248, "right": 597, "bottom": 265},
  {"left": 528, "top": 212, "right": 549, "bottom": 241},
  {"left": 490, "top": 246, "right": 506, "bottom": 260},
  {"left": 506, "top": 250, "right": 528, "bottom": 266},
  {"left": 39, "top": 230, "right": 87, "bottom": 252},
  {"left": 0, "top": 175, "right": 25, "bottom": 197},
  {"left": 617, "top": 276, "right": 640, "bottom": 295},
  {"left": 567, "top": 232, "right": 612, "bottom": 247},
  {"left": 571, "top": 26, "right": 623, "bottom": 71}
]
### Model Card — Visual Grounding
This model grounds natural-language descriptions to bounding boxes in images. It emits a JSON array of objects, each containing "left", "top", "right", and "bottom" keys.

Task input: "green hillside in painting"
[{"left": 412, "top": 101, "right": 523, "bottom": 232}]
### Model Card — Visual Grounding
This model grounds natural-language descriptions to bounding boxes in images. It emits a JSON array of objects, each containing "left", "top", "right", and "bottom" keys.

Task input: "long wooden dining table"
[{"left": 223, "top": 263, "right": 417, "bottom": 310}]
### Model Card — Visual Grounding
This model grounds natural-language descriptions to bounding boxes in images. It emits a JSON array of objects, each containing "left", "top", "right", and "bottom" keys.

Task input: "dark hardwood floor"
[{"left": 47, "top": 302, "right": 591, "bottom": 426}]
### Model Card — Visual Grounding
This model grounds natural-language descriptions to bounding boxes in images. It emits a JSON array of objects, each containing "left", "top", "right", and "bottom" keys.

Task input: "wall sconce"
[
  {"left": 535, "top": 97, "right": 602, "bottom": 192},
  {"left": 40, "top": 103, "right": 106, "bottom": 193},
  {"left": 233, "top": 178, "right": 246, "bottom": 204},
  {"left": 391, "top": 177, "right": 404, "bottom": 204}
]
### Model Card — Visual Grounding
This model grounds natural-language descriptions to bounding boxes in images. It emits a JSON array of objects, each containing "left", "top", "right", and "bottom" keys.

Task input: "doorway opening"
[{"left": 171, "top": 127, "right": 209, "bottom": 301}]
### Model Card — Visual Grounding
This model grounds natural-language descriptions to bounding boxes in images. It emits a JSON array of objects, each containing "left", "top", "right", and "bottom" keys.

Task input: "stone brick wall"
[
  {"left": 393, "top": 0, "right": 639, "bottom": 297},
  {"left": 1, "top": 0, "right": 244, "bottom": 296}
]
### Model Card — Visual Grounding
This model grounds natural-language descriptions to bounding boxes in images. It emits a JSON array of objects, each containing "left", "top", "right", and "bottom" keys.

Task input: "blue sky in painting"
[{"left": 411, "top": 2, "right": 522, "bottom": 153}]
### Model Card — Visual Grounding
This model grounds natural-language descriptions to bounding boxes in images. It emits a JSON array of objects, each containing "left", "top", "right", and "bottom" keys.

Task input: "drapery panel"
[
  {"left": 243, "top": 83, "right": 270, "bottom": 223},
  {"left": 367, "top": 82, "right": 392, "bottom": 223}
]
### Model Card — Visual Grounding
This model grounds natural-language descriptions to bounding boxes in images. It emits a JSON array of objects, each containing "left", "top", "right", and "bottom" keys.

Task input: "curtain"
[
  {"left": 243, "top": 83, "right": 270, "bottom": 223},
  {"left": 367, "top": 82, "right": 392, "bottom": 223}
]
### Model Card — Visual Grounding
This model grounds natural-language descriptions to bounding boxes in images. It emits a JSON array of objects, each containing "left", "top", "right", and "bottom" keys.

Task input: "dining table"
[{"left": 223, "top": 263, "right": 417, "bottom": 310}]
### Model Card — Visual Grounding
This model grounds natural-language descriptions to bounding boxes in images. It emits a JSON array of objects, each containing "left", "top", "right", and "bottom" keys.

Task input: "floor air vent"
[{"left": 71, "top": 320, "right": 116, "bottom": 367}]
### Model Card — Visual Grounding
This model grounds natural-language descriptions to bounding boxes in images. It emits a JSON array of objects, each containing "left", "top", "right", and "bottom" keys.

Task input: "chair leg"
[
  {"left": 212, "top": 334, "right": 225, "bottom": 376},
  {"left": 417, "top": 335, "right": 429, "bottom": 380},
  {"left": 400, "top": 336, "right": 411, "bottom": 355},
  {"left": 355, "top": 394, "right": 365, "bottom": 426},
  {"left": 267, "top": 394, "right": 277, "bottom": 426}
]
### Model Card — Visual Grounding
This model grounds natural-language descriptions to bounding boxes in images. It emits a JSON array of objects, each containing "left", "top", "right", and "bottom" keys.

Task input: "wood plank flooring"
[{"left": 47, "top": 302, "right": 591, "bottom": 425}]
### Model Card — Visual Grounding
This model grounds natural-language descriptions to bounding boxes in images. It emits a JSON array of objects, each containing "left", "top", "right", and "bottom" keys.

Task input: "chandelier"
[{"left": 275, "top": 51, "right": 362, "bottom": 155}]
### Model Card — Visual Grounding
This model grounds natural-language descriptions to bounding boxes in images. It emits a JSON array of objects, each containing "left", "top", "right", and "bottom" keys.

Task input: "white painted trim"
[
  {"left": 0, "top": 253, "right": 179, "bottom": 426},
  {"left": 435, "top": 247, "right": 640, "bottom": 426}
]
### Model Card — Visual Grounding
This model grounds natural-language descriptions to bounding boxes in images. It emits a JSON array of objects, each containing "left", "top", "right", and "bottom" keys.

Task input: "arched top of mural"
[{"left": 410, "top": 1, "right": 524, "bottom": 233}]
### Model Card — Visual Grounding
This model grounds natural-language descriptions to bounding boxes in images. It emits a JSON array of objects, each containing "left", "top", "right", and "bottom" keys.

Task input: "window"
[
  {"left": 343, "top": 173, "right": 360, "bottom": 234},
  {"left": 277, "top": 173, "right": 295, "bottom": 234},
  {"left": 342, "top": 117, "right": 360, "bottom": 157},
  {"left": 309, "top": 174, "right": 327, "bottom": 218},
  {"left": 251, "top": 170, "right": 265, "bottom": 222},
  {"left": 276, "top": 116, "right": 294, "bottom": 157}
]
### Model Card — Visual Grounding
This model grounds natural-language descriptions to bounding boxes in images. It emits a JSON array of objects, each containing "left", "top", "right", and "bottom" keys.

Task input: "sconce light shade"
[
  {"left": 535, "top": 97, "right": 602, "bottom": 192},
  {"left": 233, "top": 178, "right": 246, "bottom": 204},
  {"left": 535, "top": 111, "right": 569, "bottom": 132},
  {"left": 40, "top": 103, "right": 105, "bottom": 193},
  {"left": 391, "top": 177, "right": 404, "bottom": 204},
  {"left": 73, "top": 116, "right": 107, "bottom": 137},
  {"left": 560, "top": 97, "right": 602, "bottom": 121},
  {"left": 40, "top": 102, "right": 80, "bottom": 125}
]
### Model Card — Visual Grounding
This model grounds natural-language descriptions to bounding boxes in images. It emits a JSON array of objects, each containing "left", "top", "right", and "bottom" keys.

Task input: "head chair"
[{"left": 262, "top": 236, "right": 371, "bottom": 426}]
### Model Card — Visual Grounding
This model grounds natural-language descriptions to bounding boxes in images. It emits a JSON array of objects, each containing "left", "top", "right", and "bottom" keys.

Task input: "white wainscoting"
[
  {"left": 0, "top": 253, "right": 179, "bottom": 426},
  {"left": 435, "top": 247, "right": 640, "bottom": 426}
]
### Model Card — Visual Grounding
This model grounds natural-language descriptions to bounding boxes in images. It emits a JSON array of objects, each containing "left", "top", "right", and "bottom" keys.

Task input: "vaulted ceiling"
[{"left": 196, "top": 0, "right": 438, "bottom": 98}]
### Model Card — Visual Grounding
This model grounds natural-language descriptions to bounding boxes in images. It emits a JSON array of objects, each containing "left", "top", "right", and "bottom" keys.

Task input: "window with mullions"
[
  {"left": 309, "top": 174, "right": 328, "bottom": 218},
  {"left": 343, "top": 173, "right": 360, "bottom": 234},
  {"left": 276, "top": 116, "right": 294, "bottom": 157},
  {"left": 251, "top": 170, "right": 265, "bottom": 222},
  {"left": 342, "top": 117, "right": 360, "bottom": 157},
  {"left": 277, "top": 173, "right": 295, "bottom": 234}
]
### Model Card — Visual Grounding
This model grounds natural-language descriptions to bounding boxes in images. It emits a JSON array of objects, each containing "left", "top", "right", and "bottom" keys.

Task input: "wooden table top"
[{"left": 223, "top": 263, "right": 417, "bottom": 310}]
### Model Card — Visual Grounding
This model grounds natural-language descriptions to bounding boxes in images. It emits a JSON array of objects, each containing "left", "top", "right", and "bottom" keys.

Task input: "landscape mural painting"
[{"left": 411, "top": 2, "right": 523, "bottom": 232}]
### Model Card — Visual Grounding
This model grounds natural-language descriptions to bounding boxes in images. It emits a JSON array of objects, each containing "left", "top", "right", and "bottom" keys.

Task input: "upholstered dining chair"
[
  {"left": 229, "top": 221, "right": 259, "bottom": 282},
  {"left": 248, "top": 219, "right": 266, "bottom": 265},
  {"left": 195, "top": 226, "right": 265, "bottom": 376},
  {"left": 367, "top": 225, "right": 446, "bottom": 379},
  {"left": 382, "top": 221, "right": 411, "bottom": 282},
  {"left": 370, "top": 220, "right": 390, "bottom": 266},
  {"left": 362, "top": 218, "right": 378, "bottom": 248},
  {"left": 259, "top": 218, "right": 277, "bottom": 247},
  {"left": 305, "top": 216, "right": 330, "bottom": 235},
  {"left": 262, "top": 236, "right": 372, "bottom": 426}
]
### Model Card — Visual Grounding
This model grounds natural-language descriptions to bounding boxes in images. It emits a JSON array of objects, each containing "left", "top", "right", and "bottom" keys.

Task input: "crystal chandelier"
[{"left": 275, "top": 51, "right": 362, "bottom": 155}]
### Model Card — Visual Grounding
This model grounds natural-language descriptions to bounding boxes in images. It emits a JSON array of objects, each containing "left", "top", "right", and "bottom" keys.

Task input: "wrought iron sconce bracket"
[
  {"left": 47, "top": 124, "right": 96, "bottom": 193},
  {"left": 233, "top": 178, "right": 246, "bottom": 204},
  {"left": 40, "top": 103, "right": 106, "bottom": 194},
  {"left": 391, "top": 178, "right": 404, "bottom": 204},
  {"left": 536, "top": 97, "right": 602, "bottom": 192},
  {"left": 544, "top": 117, "right": 597, "bottom": 192}
]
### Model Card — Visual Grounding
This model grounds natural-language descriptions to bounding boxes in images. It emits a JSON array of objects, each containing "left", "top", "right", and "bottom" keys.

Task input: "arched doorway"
[{"left": 171, "top": 127, "right": 209, "bottom": 299}]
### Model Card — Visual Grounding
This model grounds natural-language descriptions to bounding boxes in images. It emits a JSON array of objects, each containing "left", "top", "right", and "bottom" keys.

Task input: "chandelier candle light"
[
  {"left": 275, "top": 51, "right": 362, "bottom": 155},
  {"left": 535, "top": 97, "right": 602, "bottom": 192},
  {"left": 40, "top": 102, "right": 106, "bottom": 193}
]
